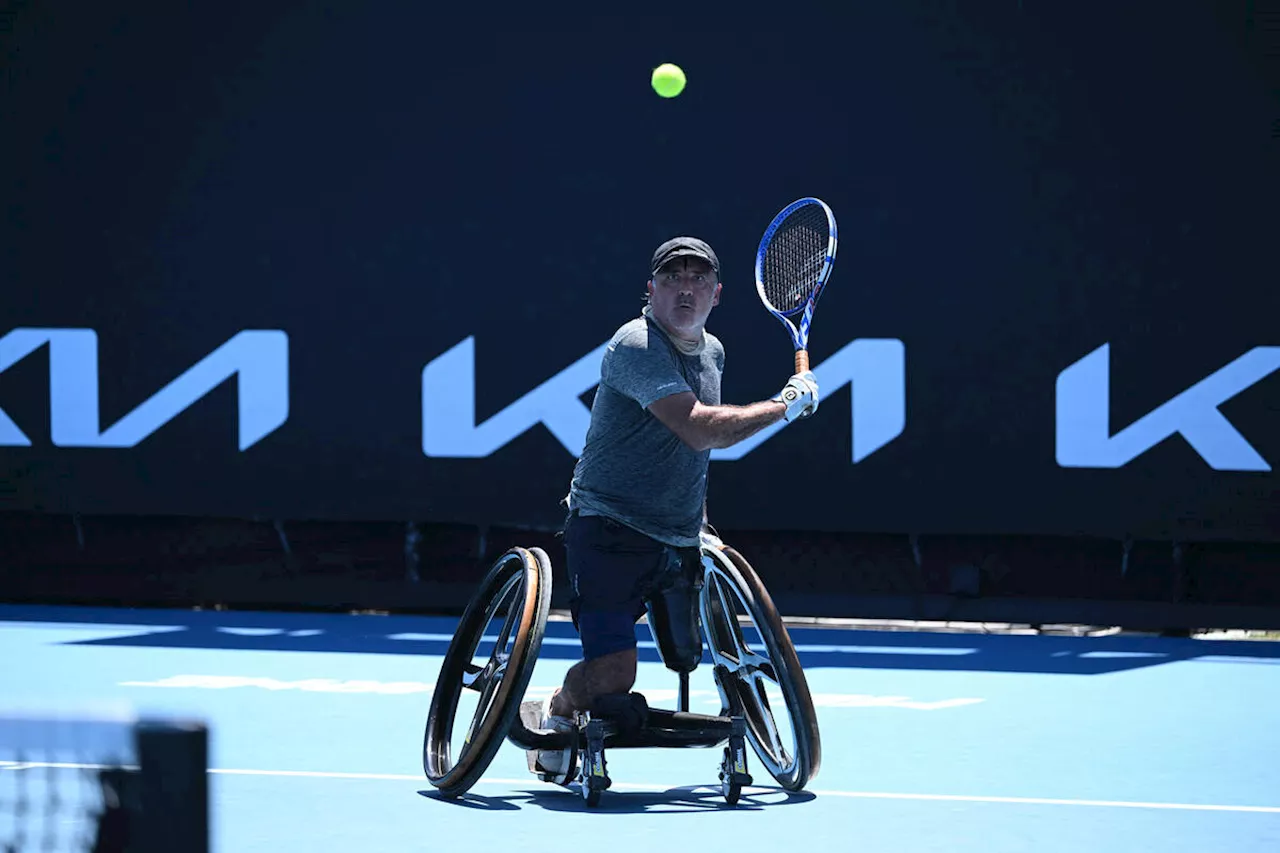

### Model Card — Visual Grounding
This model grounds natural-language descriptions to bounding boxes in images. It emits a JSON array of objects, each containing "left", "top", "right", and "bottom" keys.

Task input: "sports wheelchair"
[{"left": 422, "top": 529, "right": 821, "bottom": 807}]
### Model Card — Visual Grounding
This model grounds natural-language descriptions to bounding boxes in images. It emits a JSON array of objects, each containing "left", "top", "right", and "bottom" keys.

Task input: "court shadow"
[
  {"left": 415, "top": 789, "right": 522, "bottom": 811},
  {"left": 524, "top": 784, "right": 816, "bottom": 814},
  {"left": 6, "top": 603, "right": 1280, "bottom": 676},
  {"left": 416, "top": 784, "right": 814, "bottom": 813}
]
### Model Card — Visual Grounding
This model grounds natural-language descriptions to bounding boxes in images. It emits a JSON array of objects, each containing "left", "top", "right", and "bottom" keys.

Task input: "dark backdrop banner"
[{"left": 2, "top": 2, "right": 1277, "bottom": 541}]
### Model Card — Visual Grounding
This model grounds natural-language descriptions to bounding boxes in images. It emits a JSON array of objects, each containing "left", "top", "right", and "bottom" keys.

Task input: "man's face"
[{"left": 647, "top": 257, "right": 721, "bottom": 341}]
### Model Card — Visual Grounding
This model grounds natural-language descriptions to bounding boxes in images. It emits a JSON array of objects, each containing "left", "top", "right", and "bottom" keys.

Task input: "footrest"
[
  {"left": 645, "top": 708, "right": 736, "bottom": 731},
  {"left": 603, "top": 726, "right": 732, "bottom": 749},
  {"left": 599, "top": 703, "right": 735, "bottom": 749},
  {"left": 506, "top": 699, "right": 738, "bottom": 751}
]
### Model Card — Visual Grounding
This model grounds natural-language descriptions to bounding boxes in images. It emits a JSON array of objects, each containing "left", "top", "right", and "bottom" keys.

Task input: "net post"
[{"left": 134, "top": 719, "right": 209, "bottom": 853}]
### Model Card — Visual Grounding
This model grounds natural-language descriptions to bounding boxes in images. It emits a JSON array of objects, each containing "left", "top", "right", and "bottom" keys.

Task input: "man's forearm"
[{"left": 687, "top": 400, "right": 786, "bottom": 450}]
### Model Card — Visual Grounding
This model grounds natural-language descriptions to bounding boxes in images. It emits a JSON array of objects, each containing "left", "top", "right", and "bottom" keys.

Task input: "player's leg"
[
  {"left": 526, "top": 512, "right": 661, "bottom": 779},
  {"left": 555, "top": 513, "right": 665, "bottom": 709},
  {"left": 553, "top": 545, "right": 702, "bottom": 714},
  {"left": 550, "top": 643, "right": 637, "bottom": 717}
]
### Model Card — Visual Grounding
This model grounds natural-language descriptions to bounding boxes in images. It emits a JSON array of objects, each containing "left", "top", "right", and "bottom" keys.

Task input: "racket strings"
[{"left": 761, "top": 206, "right": 830, "bottom": 315}]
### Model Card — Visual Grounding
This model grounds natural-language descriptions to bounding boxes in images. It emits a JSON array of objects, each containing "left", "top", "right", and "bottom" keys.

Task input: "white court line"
[
  {"left": 216, "top": 771, "right": 1280, "bottom": 814},
  {"left": 9, "top": 762, "right": 1279, "bottom": 814},
  {"left": 15, "top": 762, "right": 1270, "bottom": 815},
  {"left": 387, "top": 633, "right": 977, "bottom": 656}
]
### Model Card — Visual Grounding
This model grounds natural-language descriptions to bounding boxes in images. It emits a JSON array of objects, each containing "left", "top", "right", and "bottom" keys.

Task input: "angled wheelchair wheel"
[
  {"left": 423, "top": 546, "right": 552, "bottom": 797},
  {"left": 699, "top": 542, "right": 821, "bottom": 792}
]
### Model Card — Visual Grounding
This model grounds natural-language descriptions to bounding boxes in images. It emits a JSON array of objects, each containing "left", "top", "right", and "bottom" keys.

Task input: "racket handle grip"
[{"left": 794, "top": 350, "right": 810, "bottom": 374}]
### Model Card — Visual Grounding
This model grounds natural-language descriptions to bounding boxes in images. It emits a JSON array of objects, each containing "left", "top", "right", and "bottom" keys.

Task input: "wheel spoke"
[
  {"left": 748, "top": 672, "right": 792, "bottom": 769},
  {"left": 458, "top": 576, "right": 525, "bottom": 745},
  {"left": 461, "top": 572, "right": 521, "bottom": 692},
  {"left": 739, "top": 649, "right": 776, "bottom": 681},
  {"left": 490, "top": 577, "right": 525, "bottom": 654},
  {"left": 460, "top": 662, "right": 484, "bottom": 689},
  {"left": 463, "top": 669, "right": 504, "bottom": 748},
  {"left": 461, "top": 656, "right": 508, "bottom": 693},
  {"left": 707, "top": 576, "right": 745, "bottom": 661},
  {"left": 705, "top": 574, "right": 778, "bottom": 681}
]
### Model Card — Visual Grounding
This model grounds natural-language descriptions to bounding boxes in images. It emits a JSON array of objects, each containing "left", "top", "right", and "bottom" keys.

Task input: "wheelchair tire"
[
  {"left": 423, "top": 546, "right": 552, "bottom": 797},
  {"left": 699, "top": 543, "right": 822, "bottom": 792}
]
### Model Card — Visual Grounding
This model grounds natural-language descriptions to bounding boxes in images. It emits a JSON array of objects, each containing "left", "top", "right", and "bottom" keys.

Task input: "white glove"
[{"left": 773, "top": 371, "right": 819, "bottom": 422}]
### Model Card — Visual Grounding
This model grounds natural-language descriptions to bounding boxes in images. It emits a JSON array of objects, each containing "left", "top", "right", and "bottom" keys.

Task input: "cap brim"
[{"left": 651, "top": 249, "right": 719, "bottom": 276}]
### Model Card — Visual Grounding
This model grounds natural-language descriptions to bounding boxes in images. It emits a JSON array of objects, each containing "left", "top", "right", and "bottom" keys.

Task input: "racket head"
[{"left": 754, "top": 197, "right": 838, "bottom": 329}]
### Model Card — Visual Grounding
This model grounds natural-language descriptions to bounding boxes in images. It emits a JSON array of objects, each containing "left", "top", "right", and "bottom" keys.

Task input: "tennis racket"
[{"left": 754, "top": 197, "right": 838, "bottom": 374}]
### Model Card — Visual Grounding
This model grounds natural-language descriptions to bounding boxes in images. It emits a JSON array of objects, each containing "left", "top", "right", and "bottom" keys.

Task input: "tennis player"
[{"left": 526, "top": 236, "right": 819, "bottom": 781}]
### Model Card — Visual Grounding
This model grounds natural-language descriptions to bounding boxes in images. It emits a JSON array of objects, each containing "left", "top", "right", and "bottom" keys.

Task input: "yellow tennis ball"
[{"left": 651, "top": 63, "right": 686, "bottom": 98}]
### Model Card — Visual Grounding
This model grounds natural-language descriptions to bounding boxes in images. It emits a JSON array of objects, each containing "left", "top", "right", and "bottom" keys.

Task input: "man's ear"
[{"left": 712, "top": 282, "right": 722, "bottom": 306}]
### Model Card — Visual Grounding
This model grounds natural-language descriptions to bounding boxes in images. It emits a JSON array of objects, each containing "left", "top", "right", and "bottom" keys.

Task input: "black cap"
[{"left": 650, "top": 237, "right": 720, "bottom": 278}]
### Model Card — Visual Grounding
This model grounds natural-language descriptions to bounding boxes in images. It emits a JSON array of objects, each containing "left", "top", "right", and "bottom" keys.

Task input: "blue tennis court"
[{"left": 3, "top": 603, "right": 1278, "bottom": 852}]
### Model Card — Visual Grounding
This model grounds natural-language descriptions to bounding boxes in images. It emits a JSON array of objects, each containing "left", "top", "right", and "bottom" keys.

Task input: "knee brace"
[{"left": 644, "top": 547, "right": 705, "bottom": 674}]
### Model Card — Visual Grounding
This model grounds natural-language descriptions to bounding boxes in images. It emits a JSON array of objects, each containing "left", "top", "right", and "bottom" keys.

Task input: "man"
[{"left": 526, "top": 236, "right": 819, "bottom": 782}]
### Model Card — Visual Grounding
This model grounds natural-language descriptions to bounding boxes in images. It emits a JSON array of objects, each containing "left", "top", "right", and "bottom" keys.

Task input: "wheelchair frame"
[{"left": 422, "top": 532, "right": 821, "bottom": 807}]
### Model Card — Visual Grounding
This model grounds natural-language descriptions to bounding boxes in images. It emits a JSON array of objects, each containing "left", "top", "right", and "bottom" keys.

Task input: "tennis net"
[{"left": 0, "top": 707, "right": 209, "bottom": 853}]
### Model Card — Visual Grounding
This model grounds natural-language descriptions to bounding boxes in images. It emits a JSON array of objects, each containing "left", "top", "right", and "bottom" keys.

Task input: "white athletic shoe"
[{"left": 524, "top": 694, "right": 575, "bottom": 785}]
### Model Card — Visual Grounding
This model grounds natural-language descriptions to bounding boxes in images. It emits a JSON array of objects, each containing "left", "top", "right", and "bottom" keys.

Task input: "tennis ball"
[{"left": 651, "top": 63, "right": 686, "bottom": 98}]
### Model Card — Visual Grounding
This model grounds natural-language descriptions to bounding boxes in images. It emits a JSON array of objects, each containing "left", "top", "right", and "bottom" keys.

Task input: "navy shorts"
[{"left": 563, "top": 512, "right": 676, "bottom": 662}]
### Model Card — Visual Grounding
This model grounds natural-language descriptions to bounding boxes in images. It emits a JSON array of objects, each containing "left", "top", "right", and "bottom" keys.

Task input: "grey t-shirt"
[{"left": 567, "top": 310, "right": 725, "bottom": 548}]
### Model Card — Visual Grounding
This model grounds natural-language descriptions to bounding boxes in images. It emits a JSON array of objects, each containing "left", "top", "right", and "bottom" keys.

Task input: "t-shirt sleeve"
[{"left": 601, "top": 330, "right": 691, "bottom": 409}]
